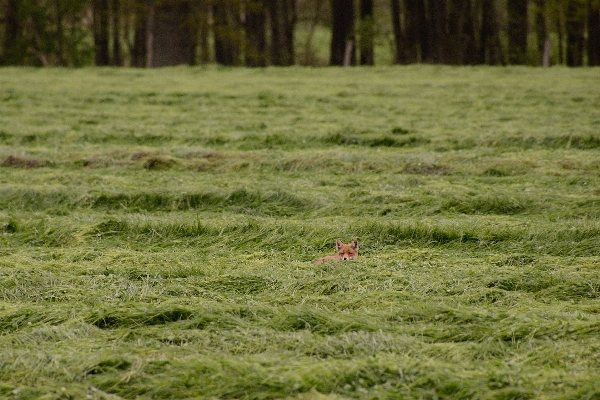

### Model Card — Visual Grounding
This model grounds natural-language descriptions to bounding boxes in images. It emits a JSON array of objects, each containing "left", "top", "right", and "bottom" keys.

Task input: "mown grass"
[{"left": 1, "top": 66, "right": 600, "bottom": 399}]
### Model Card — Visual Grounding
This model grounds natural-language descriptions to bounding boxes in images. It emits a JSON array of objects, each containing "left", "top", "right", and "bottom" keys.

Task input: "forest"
[{"left": 1, "top": 0, "right": 599, "bottom": 68}]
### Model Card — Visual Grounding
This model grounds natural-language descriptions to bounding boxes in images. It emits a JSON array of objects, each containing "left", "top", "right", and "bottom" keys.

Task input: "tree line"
[{"left": 1, "top": 0, "right": 599, "bottom": 67}]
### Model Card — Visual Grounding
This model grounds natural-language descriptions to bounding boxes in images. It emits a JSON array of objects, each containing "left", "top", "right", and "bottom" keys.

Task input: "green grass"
[{"left": 1, "top": 65, "right": 600, "bottom": 399}]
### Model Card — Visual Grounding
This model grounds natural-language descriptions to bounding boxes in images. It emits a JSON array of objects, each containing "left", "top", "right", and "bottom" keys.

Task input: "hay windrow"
[{"left": 2, "top": 66, "right": 600, "bottom": 399}]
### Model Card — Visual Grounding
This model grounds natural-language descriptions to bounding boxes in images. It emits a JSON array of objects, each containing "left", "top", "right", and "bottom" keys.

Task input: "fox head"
[{"left": 336, "top": 239, "right": 358, "bottom": 261}]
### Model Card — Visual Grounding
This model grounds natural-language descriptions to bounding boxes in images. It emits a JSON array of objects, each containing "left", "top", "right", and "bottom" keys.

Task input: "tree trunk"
[
  {"left": 542, "top": 37, "right": 551, "bottom": 67},
  {"left": 534, "top": 0, "right": 547, "bottom": 65},
  {"left": 214, "top": 0, "right": 242, "bottom": 66},
  {"left": 283, "top": 0, "right": 296, "bottom": 65},
  {"left": 359, "top": 0, "right": 374, "bottom": 65},
  {"left": 443, "top": 0, "right": 478, "bottom": 65},
  {"left": 330, "top": 0, "right": 355, "bottom": 65},
  {"left": 131, "top": 0, "right": 147, "bottom": 67},
  {"left": 198, "top": 4, "right": 210, "bottom": 64},
  {"left": 507, "top": 0, "right": 528, "bottom": 64},
  {"left": 2, "top": 0, "right": 22, "bottom": 64},
  {"left": 556, "top": 9, "right": 564, "bottom": 64},
  {"left": 245, "top": 0, "right": 267, "bottom": 67},
  {"left": 587, "top": 0, "right": 600, "bottom": 65},
  {"left": 401, "top": 0, "right": 428, "bottom": 62},
  {"left": 390, "top": 0, "right": 406, "bottom": 63},
  {"left": 269, "top": 0, "right": 296, "bottom": 66},
  {"left": 93, "top": 0, "right": 110, "bottom": 65},
  {"left": 429, "top": 0, "right": 447, "bottom": 64},
  {"left": 447, "top": 0, "right": 464, "bottom": 64},
  {"left": 147, "top": 0, "right": 196, "bottom": 67},
  {"left": 195, "top": 2, "right": 212, "bottom": 64},
  {"left": 479, "top": 0, "right": 504, "bottom": 64},
  {"left": 461, "top": 0, "right": 477, "bottom": 64},
  {"left": 404, "top": 0, "right": 420, "bottom": 62},
  {"left": 566, "top": 0, "right": 585, "bottom": 66},
  {"left": 213, "top": 2, "right": 232, "bottom": 65},
  {"left": 417, "top": 0, "right": 429, "bottom": 62},
  {"left": 111, "top": 0, "right": 122, "bottom": 65},
  {"left": 55, "top": 0, "right": 66, "bottom": 65},
  {"left": 4, "top": 1, "right": 20, "bottom": 63}
]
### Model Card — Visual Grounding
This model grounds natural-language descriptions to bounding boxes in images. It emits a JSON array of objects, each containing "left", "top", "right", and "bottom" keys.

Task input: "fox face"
[
  {"left": 313, "top": 239, "right": 359, "bottom": 264},
  {"left": 336, "top": 239, "right": 358, "bottom": 260}
]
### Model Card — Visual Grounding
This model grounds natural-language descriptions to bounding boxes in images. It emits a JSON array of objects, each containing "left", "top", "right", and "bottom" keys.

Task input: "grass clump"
[{"left": 1, "top": 66, "right": 600, "bottom": 399}]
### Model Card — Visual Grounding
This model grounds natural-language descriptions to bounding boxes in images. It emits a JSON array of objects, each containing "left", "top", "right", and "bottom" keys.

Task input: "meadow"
[{"left": 1, "top": 65, "right": 600, "bottom": 399}]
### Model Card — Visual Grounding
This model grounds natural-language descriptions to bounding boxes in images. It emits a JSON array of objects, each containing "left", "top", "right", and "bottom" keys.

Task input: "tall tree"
[
  {"left": 555, "top": 1, "right": 565, "bottom": 64},
  {"left": 214, "top": 0, "right": 243, "bottom": 66},
  {"left": 403, "top": 0, "right": 421, "bottom": 62},
  {"left": 447, "top": 0, "right": 477, "bottom": 64},
  {"left": 417, "top": 0, "right": 429, "bottom": 62},
  {"left": 20, "top": 0, "right": 92, "bottom": 66},
  {"left": 359, "top": 0, "right": 374, "bottom": 65},
  {"left": 462, "top": 0, "right": 477, "bottom": 64},
  {"left": 429, "top": 0, "right": 447, "bottom": 64},
  {"left": 198, "top": 3, "right": 211, "bottom": 64},
  {"left": 111, "top": 0, "right": 122, "bottom": 65},
  {"left": 2, "top": 0, "right": 22, "bottom": 64},
  {"left": 130, "top": 0, "right": 148, "bottom": 67},
  {"left": 479, "top": 0, "right": 504, "bottom": 64},
  {"left": 566, "top": 0, "right": 585, "bottom": 66},
  {"left": 93, "top": 0, "right": 110, "bottom": 65},
  {"left": 446, "top": 0, "right": 460, "bottom": 63},
  {"left": 390, "top": 0, "right": 406, "bottom": 63},
  {"left": 507, "top": 0, "right": 528, "bottom": 64},
  {"left": 0, "top": 0, "right": 91, "bottom": 66},
  {"left": 268, "top": 0, "right": 296, "bottom": 65},
  {"left": 589, "top": 0, "right": 600, "bottom": 65},
  {"left": 330, "top": 0, "right": 355, "bottom": 65},
  {"left": 534, "top": 0, "right": 548, "bottom": 65},
  {"left": 54, "top": 0, "right": 66, "bottom": 65},
  {"left": 245, "top": 0, "right": 267, "bottom": 66},
  {"left": 147, "top": 0, "right": 196, "bottom": 67}
]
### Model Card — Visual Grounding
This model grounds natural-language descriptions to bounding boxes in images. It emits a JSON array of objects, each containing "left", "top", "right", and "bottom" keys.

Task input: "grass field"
[{"left": 1, "top": 65, "right": 600, "bottom": 399}]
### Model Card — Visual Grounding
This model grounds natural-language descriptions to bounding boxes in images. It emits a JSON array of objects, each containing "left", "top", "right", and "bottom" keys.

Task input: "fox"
[{"left": 313, "top": 239, "right": 359, "bottom": 264}]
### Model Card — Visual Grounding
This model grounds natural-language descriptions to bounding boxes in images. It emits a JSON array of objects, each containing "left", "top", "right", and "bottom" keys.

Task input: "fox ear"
[
  {"left": 351, "top": 239, "right": 358, "bottom": 250},
  {"left": 336, "top": 239, "right": 343, "bottom": 251}
]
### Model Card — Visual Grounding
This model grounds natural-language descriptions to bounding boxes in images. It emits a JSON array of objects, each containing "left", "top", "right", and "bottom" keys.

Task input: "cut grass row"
[
  {"left": 2, "top": 66, "right": 600, "bottom": 399},
  {"left": 2, "top": 175, "right": 599, "bottom": 219},
  {"left": 3, "top": 212, "right": 600, "bottom": 258},
  {"left": 3, "top": 67, "right": 600, "bottom": 151},
  {"left": 4, "top": 128, "right": 600, "bottom": 151},
  {"left": 3, "top": 296, "right": 600, "bottom": 343},
  {"left": 2, "top": 251, "right": 600, "bottom": 398}
]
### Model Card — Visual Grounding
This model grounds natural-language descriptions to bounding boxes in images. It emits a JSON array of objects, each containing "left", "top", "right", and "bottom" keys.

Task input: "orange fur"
[{"left": 313, "top": 239, "right": 358, "bottom": 264}]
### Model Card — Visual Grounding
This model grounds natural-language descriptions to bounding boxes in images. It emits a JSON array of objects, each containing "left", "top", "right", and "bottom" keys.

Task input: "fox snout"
[{"left": 336, "top": 239, "right": 358, "bottom": 260}]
